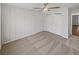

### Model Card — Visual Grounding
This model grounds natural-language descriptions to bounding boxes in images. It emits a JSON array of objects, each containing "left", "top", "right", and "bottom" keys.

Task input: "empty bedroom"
[{"left": 0, "top": 3, "right": 79, "bottom": 55}]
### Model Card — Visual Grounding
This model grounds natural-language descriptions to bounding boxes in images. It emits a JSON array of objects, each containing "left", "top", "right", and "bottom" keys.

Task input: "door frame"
[{"left": 71, "top": 13, "right": 79, "bottom": 36}]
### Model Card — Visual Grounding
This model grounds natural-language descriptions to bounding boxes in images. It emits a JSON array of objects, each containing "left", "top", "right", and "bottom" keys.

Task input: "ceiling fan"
[{"left": 33, "top": 3, "right": 60, "bottom": 12}]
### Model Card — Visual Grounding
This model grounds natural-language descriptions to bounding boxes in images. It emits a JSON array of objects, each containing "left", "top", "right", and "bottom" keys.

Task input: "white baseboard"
[
  {"left": 3, "top": 31, "right": 43, "bottom": 45},
  {"left": 2, "top": 30, "right": 68, "bottom": 45},
  {"left": 44, "top": 30, "right": 68, "bottom": 39},
  {"left": 3, "top": 35, "right": 26, "bottom": 45}
]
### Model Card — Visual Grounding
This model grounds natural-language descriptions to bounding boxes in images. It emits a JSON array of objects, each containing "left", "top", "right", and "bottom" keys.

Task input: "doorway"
[{"left": 72, "top": 15, "right": 79, "bottom": 36}]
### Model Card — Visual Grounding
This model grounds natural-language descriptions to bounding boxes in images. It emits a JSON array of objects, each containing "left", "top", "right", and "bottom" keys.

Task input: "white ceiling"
[{"left": 2, "top": 3, "right": 79, "bottom": 11}]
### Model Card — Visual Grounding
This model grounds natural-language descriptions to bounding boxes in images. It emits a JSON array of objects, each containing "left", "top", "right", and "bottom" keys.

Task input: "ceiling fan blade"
[
  {"left": 48, "top": 7, "right": 60, "bottom": 9},
  {"left": 35, "top": 10, "right": 42, "bottom": 12},
  {"left": 33, "top": 7, "right": 42, "bottom": 9},
  {"left": 48, "top": 9, "right": 51, "bottom": 11}
]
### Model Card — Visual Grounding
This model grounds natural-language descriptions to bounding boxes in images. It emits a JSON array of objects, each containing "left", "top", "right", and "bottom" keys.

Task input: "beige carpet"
[{"left": 0, "top": 31, "right": 79, "bottom": 55}]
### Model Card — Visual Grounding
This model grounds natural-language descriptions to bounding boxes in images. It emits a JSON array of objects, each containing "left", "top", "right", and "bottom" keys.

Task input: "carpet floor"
[{"left": 0, "top": 31, "right": 79, "bottom": 55}]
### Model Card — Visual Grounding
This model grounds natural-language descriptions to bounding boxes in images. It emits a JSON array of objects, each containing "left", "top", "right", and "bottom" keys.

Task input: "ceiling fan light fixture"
[
  {"left": 43, "top": 4, "right": 48, "bottom": 12},
  {"left": 34, "top": 3, "right": 60, "bottom": 12},
  {"left": 43, "top": 8, "right": 48, "bottom": 11}
]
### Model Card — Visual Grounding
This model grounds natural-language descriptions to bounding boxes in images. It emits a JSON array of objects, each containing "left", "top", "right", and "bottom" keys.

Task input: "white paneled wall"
[
  {"left": 1, "top": 5, "right": 70, "bottom": 44},
  {"left": 44, "top": 8, "right": 69, "bottom": 38},
  {"left": 2, "top": 5, "right": 44, "bottom": 44}
]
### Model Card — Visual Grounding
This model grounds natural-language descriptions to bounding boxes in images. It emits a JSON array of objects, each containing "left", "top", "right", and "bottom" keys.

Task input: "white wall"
[
  {"left": 72, "top": 9, "right": 79, "bottom": 14},
  {"left": 1, "top": 5, "right": 44, "bottom": 44},
  {"left": 68, "top": 8, "right": 72, "bottom": 37},
  {"left": 44, "top": 8, "right": 69, "bottom": 38},
  {"left": 1, "top": 5, "right": 72, "bottom": 44},
  {"left": 0, "top": 4, "right": 1, "bottom": 49}
]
